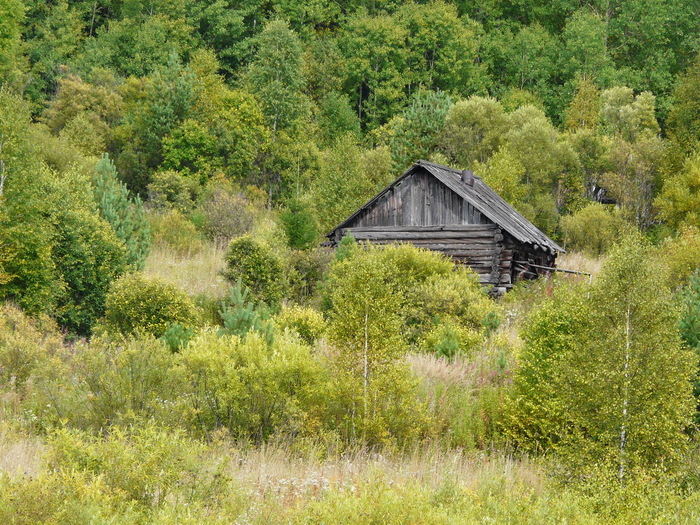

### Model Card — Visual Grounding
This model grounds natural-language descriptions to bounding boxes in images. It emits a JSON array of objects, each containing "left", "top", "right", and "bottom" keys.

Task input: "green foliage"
[
  {"left": 419, "top": 320, "right": 481, "bottom": 360},
  {"left": 656, "top": 153, "right": 700, "bottom": 231},
  {"left": 315, "top": 90, "right": 361, "bottom": 146},
  {"left": 406, "top": 267, "right": 496, "bottom": 346},
  {"left": 340, "top": 13, "right": 408, "bottom": 131},
  {"left": 0, "top": 303, "right": 63, "bottom": 392},
  {"left": 149, "top": 209, "right": 204, "bottom": 254},
  {"left": 123, "top": 52, "right": 200, "bottom": 190},
  {"left": 0, "top": 0, "right": 24, "bottom": 83},
  {"left": 311, "top": 135, "right": 392, "bottom": 234},
  {"left": 160, "top": 322, "right": 195, "bottom": 352},
  {"left": 221, "top": 235, "right": 284, "bottom": 306},
  {"left": 93, "top": 153, "right": 151, "bottom": 270},
  {"left": 324, "top": 243, "right": 494, "bottom": 443},
  {"left": 680, "top": 270, "right": 700, "bottom": 423},
  {"left": 668, "top": 51, "right": 700, "bottom": 157},
  {"left": 51, "top": 192, "right": 129, "bottom": 335},
  {"left": 389, "top": 89, "right": 452, "bottom": 171},
  {"left": 600, "top": 87, "right": 660, "bottom": 142},
  {"left": 285, "top": 247, "right": 332, "bottom": 305},
  {"left": 28, "top": 336, "right": 184, "bottom": 431},
  {"left": 45, "top": 424, "right": 227, "bottom": 509},
  {"left": 0, "top": 89, "right": 57, "bottom": 314},
  {"left": 244, "top": 19, "right": 307, "bottom": 132},
  {"left": 103, "top": 273, "right": 200, "bottom": 338},
  {"left": 655, "top": 227, "right": 700, "bottom": 289},
  {"left": 274, "top": 304, "right": 327, "bottom": 345},
  {"left": 560, "top": 202, "right": 632, "bottom": 256},
  {"left": 218, "top": 280, "right": 274, "bottom": 345},
  {"left": 280, "top": 199, "right": 318, "bottom": 250},
  {"left": 177, "top": 330, "right": 326, "bottom": 442},
  {"left": 147, "top": 170, "right": 197, "bottom": 212},
  {"left": 506, "top": 237, "right": 696, "bottom": 480},
  {"left": 439, "top": 96, "right": 508, "bottom": 168}
]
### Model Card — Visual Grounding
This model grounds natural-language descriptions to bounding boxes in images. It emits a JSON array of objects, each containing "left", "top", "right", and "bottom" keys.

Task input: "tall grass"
[{"left": 144, "top": 241, "right": 230, "bottom": 299}]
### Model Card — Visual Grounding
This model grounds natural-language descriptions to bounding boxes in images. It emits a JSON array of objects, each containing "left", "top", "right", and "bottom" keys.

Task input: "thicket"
[{"left": 2, "top": 0, "right": 700, "bottom": 520}]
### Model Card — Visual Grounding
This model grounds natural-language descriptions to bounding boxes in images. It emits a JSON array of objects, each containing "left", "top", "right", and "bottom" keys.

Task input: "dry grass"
[
  {"left": 144, "top": 241, "right": 230, "bottom": 299},
  {"left": 222, "top": 440, "right": 544, "bottom": 505},
  {"left": 0, "top": 428, "right": 44, "bottom": 478},
  {"left": 557, "top": 250, "right": 605, "bottom": 278}
]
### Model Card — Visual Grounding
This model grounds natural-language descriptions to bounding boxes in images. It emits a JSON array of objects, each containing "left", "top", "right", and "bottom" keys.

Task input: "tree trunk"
[{"left": 619, "top": 304, "right": 631, "bottom": 482}]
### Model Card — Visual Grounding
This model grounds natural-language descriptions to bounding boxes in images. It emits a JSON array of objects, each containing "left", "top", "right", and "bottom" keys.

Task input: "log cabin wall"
[{"left": 335, "top": 224, "right": 504, "bottom": 286}]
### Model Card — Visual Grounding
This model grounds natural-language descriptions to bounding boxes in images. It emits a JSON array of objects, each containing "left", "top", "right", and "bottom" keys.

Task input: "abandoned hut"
[{"left": 326, "top": 160, "right": 563, "bottom": 293}]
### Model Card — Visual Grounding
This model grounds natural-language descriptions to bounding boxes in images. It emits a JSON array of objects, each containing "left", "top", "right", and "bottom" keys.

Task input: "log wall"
[
  {"left": 339, "top": 225, "right": 504, "bottom": 286},
  {"left": 336, "top": 226, "right": 557, "bottom": 291}
]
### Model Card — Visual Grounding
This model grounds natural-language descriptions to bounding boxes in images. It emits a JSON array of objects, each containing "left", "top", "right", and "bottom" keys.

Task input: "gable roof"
[{"left": 329, "top": 160, "right": 564, "bottom": 254}]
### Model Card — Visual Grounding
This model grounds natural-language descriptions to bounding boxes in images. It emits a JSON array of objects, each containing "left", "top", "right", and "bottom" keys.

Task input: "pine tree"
[{"left": 93, "top": 153, "right": 150, "bottom": 270}]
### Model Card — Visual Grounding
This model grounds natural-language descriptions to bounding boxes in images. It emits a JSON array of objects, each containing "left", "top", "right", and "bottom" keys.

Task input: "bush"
[
  {"left": 27, "top": 336, "right": 184, "bottom": 430},
  {"left": 103, "top": 273, "right": 200, "bottom": 338},
  {"left": 52, "top": 207, "right": 129, "bottom": 335},
  {"left": 177, "top": 331, "right": 326, "bottom": 442},
  {"left": 654, "top": 226, "right": 700, "bottom": 288},
  {"left": 280, "top": 199, "right": 318, "bottom": 250},
  {"left": 150, "top": 209, "right": 204, "bottom": 254},
  {"left": 147, "top": 170, "right": 198, "bottom": 212},
  {"left": 406, "top": 268, "right": 497, "bottom": 344},
  {"left": 285, "top": 248, "right": 333, "bottom": 305},
  {"left": 0, "top": 303, "right": 64, "bottom": 392},
  {"left": 560, "top": 202, "right": 631, "bottom": 256},
  {"left": 221, "top": 235, "right": 284, "bottom": 306},
  {"left": 274, "top": 304, "right": 327, "bottom": 345},
  {"left": 45, "top": 425, "right": 228, "bottom": 509},
  {"left": 194, "top": 178, "right": 256, "bottom": 242},
  {"left": 418, "top": 320, "right": 481, "bottom": 360}
]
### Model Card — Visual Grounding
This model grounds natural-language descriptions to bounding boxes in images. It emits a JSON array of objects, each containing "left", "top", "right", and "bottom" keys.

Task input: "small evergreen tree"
[{"left": 94, "top": 153, "right": 151, "bottom": 270}]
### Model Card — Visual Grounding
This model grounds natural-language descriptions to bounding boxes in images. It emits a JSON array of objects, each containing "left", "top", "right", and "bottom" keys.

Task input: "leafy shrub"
[
  {"left": 654, "top": 226, "right": 700, "bottom": 288},
  {"left": 52, "top": 207, "right": 129, "bottom": 335},
  {"left": 27, "top": 336, "right": 183, "bottom": 430},
  {"left": 418, "top": 320, "right": 481, "bottom": 360},
  {"left": 146, "top": 170, "right": 198, "bottom": 212},
  {"left": 103, "top": 273, "right": 200, "bottom": 338},
  {"left": 280, "top": 199, "right": 318, "bottom": 250},
  {"left": 407, "top": 268, "right": 496, "bottom": 339},
  {"left": 0, "top": 303, "right": 64, "bottom": 391},
  {"left": 221, "top": 235, "right": 284, "bottom": 306},
  {"left": 149, "top": 209, "right": 204, "bottom": 254},
  {"left": 194, "top": 178, "right": 256, "bottom": 242},
  {"left": 177, "top": 331, "right": 326, "bottom": 442},
  {"left": 285, "top": 247, "right": 333, "bottom": 305},
  {"left": 560, "top": 202, "right": 631, "bottom": 256},
  {"left": 274, "top": 304, "right": 327, "bottom": 345},
  {"left": 45, "top": 425, "right": 228, "bottom": 509}
]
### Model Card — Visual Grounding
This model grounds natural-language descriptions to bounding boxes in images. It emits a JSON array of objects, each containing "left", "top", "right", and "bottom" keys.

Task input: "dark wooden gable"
[{"left": 348, "top": 167, "right": 491, "bottom": 228}]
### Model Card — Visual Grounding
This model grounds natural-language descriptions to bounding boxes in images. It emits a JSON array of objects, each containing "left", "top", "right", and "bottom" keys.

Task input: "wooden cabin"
[{"left": 326, "top": 160, "right": 563, "bottom": 293}]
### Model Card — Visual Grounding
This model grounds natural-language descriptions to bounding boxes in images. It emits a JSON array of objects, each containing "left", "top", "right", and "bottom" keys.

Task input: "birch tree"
[{"left": 507, "top": 236, "right": 695, "bottom": 480}]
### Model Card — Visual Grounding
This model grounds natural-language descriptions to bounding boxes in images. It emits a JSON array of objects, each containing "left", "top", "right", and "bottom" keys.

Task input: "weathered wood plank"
[{"left": 346, "top": 224, "right": 498, "bottom": 233}]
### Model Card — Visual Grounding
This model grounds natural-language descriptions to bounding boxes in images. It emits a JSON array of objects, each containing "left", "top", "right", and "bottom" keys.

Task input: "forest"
[{"left": 2, "top": 0, "right": 700, "bottom": 522}]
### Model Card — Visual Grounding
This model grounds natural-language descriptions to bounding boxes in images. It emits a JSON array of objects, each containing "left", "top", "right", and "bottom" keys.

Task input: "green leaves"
[
  {"left": 93, "top": 153, "right": 151, "bottom": 270},
  {"left": 507, "top": 236, "right": 696, "bottom": 479}
]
